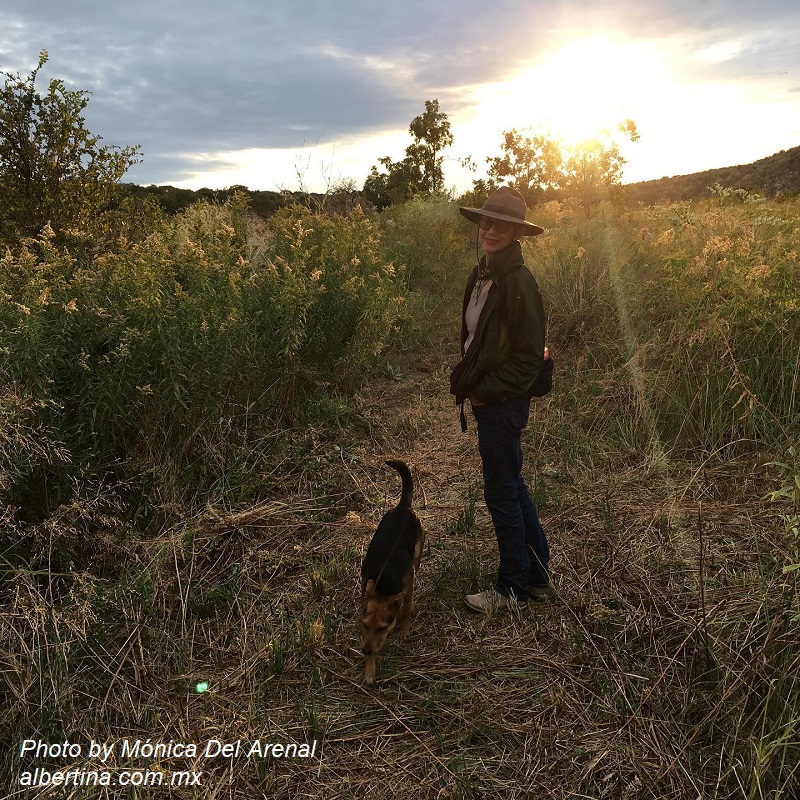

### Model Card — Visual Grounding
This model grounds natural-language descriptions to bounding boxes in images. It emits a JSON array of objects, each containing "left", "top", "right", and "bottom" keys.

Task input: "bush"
[
  {"left": 376, "top": 196, "right": 473, "bottom": 357},
  {"left": 0, "top": 197, "right": 405, "bottom": 525},
  {"left": 527, "top": 198, "right": 800, "bottom": 457}
]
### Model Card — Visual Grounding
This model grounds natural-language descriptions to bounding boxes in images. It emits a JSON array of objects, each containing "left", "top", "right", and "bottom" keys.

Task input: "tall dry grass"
[
  {"left": 530, "top": 194, "right": 800, "bottom": 461},
  {"left": 1, "top": 192, "right": 798, "bottom": 798},
  {"left": 0, "top": 196, "right": 405, "bottom": 523}
]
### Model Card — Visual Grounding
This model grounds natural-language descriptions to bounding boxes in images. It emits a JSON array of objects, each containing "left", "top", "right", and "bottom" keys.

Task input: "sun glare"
[
  {"left": 521, "top": 36, "right": 673, "bottom": 145},
  {"left": 469, "top": 34, "right": 673, "bottom": 147}
]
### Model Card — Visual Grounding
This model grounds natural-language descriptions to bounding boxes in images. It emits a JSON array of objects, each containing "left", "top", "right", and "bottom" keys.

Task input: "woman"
[{"left": 450, "top": 186, "right": 551, "bottom": 612}]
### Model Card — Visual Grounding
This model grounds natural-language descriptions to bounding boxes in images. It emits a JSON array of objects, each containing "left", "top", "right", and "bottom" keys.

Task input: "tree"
[
  {"left": 0, "top": 50, "right": 140, "bottom": 245},
  {"left": 476, "top": 120, "right": 639, "bottom": 216},
  {"left": 362, "top": 155, "right": 423, "bottom": 211},
  {"left": 362, "top": 99, "right": 453, "bottom": 210},
  {"left": 560, "top": 120, "right": 639, "bottom": 217},
  {"left": 406, "top": 99, "right": 453, "bottom": 194},
  {"left": 484, "top": 129, "right": 563, "bottom": 204}
]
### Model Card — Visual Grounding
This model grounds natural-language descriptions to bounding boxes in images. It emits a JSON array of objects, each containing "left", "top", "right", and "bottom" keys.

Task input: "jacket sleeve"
[{"left": 471, "top": 272, "right": 545, "bottom": 402}]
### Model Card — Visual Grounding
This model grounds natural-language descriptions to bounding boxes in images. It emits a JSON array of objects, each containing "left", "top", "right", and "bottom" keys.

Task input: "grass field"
[{"left": 2, "top": 192, "right": 798, "bottom": 798}]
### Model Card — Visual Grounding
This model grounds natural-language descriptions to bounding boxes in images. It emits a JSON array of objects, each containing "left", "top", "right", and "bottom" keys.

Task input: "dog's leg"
[
  {"left": 398, "top": 596, "right": 412, "bottom": 638},
  {"left": 398, "top": 577, "right": 413, "bottom": 639},
  {"left": 399, "top": 529, "right": 424, "bottom": 638},
  {"left": 413, "top": 529, "right": 425, "bottom": 571},
  {"left": 364, "top": 654, "right": 376, "bottom": 686}
]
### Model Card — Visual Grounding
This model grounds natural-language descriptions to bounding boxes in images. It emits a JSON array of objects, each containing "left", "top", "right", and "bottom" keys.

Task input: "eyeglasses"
[{"left": 478, "top": 217, "right": 515, "bottom": 234}]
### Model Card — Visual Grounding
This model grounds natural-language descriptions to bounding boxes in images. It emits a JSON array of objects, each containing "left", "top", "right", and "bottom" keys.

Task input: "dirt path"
[
  {"left": 194, "top": 360, "right": 788, "bottom": 799},
  {"left": 353, "top": 364, "right": 482, "bottom": 533},
  {"left": 344, "top": 358, "right": 565, "bottom": 598}
]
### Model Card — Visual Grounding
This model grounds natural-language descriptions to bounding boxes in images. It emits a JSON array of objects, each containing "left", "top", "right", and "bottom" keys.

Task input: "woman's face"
[{"left": 478, "top": 217, "right": 519, "bottom": 259}]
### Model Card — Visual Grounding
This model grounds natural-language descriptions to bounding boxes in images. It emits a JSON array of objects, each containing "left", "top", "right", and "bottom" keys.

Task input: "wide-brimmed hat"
[{"left": 459, "top": 186, "right": 544, "bottom": 236}]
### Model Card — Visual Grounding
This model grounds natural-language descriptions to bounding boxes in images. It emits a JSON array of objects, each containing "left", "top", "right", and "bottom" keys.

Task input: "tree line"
[
  {"left": 1, "top": 53, "right": 639, "bottom": 248},
  {"left": 362, "top": 99, "right": 639, "bottom": 217}
]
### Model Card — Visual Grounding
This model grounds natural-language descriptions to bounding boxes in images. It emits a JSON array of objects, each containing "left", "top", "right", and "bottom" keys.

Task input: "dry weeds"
[{"left": 2, "top": 365, "right": 797, "bottom": 799}]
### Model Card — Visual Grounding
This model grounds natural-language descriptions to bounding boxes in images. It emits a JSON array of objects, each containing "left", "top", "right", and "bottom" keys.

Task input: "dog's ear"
[{"left": 363, "top": 579, "right": 375, "bottom": 601}]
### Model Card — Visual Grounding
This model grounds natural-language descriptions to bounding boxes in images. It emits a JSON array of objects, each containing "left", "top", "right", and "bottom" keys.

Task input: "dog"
[{"left": 360, "top": 460, "right": 425, "bottom": 686}]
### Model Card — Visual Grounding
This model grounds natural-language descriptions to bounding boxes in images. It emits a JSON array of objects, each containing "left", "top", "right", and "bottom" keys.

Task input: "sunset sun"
[
  {"left": 518, "top": 36, "right": 667, "bottom": 145},
  {"left": 461, "top": 33, "right": 730, "bottom": 184},
  {"left": 480, "top": 35, "right": 668, "bottom": 149}
]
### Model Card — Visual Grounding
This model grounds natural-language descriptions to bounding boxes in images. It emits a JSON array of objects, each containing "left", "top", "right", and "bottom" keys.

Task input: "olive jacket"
[{"left": 449, "top": 240, "right": 546, "bottom": 421}]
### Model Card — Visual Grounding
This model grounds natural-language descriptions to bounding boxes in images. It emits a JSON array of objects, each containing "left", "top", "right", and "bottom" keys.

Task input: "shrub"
[
  {"left": 0, "top": 197, "right": 405, "bottom": 525},
  {"left": 527, "top": 199, "right": 800, "bottom": 457}
]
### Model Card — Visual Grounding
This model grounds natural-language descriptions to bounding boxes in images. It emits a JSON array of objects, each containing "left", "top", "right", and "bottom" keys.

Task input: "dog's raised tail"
[{"left": 385, "top": 459, "right": 413, "bottom": 510}]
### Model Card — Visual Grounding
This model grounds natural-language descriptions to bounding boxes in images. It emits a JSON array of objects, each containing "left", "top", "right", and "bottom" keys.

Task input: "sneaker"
[
  {"left": 528, "top": 585, "right": 550, "bottom": 601},
  {"left": 464, "top": 588, "right": 528, "bottom": 613}
]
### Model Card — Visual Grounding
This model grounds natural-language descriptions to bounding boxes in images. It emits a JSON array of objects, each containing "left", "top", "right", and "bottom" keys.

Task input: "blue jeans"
[{"left": 471, "top": 396, "right": 549, "bottom": 600}]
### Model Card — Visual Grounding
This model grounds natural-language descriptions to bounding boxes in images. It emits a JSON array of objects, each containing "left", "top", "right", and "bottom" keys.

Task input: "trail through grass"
[
  {"left": 3, "top": 195, "right": 799, "bottom": 798},
  {"left": 4, "top": 359, "right": 796, "bottom": 799}
]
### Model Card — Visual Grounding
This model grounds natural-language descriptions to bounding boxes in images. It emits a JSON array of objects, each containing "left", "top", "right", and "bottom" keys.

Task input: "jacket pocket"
[
  {"left": 449, "top": 345, "right": 480, "bottom": 404},
  {"left": 528, "top": 354, "right": 553, "bottom": 397}
]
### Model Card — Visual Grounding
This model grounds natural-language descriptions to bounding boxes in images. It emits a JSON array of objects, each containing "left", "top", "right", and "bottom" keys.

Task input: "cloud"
[
  {"left": 2, "top": 0, "right": 800, "bottom": 187},
  {"left": 4, "top": 1, "right": 505, "bottom": 183}
]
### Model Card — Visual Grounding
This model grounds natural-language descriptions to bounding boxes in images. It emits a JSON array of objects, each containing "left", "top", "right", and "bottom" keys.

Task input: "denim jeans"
[{"left": 471, "top": 396, "right": 550, "bottom": 600}]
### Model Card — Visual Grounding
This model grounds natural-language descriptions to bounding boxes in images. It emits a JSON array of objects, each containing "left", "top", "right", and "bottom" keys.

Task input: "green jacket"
[{"left": 449, "top": 240, "right": 546, "bottom": 407}]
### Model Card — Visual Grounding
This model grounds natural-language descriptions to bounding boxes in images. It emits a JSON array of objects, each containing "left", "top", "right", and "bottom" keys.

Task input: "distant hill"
[{"left": 623, "top": 144, "right": 800, "bottom": 204}]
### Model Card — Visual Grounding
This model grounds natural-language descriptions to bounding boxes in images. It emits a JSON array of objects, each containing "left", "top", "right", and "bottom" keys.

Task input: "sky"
[{"left": 2, "top": 0, "right": 800, "bottom": 195}]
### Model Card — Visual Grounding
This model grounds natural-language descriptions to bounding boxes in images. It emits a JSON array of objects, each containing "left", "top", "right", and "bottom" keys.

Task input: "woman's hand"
[{"left": 469, "top": 393, "right": 484, "bottom": 406}]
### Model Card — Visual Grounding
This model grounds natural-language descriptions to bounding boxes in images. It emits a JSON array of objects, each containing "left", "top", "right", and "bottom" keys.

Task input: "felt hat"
[{"left": 459, "top": 186, "right": 544, "bottom": 236}]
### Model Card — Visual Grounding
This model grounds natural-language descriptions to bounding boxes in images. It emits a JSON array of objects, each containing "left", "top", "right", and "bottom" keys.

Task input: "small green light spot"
[{"left": 195, "top": 681, "right": 209, "bottom": 693}]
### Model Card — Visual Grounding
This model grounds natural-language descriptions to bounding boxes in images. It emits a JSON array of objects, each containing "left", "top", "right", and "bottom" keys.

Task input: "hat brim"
[{"left": 459, "top": 207, "right": 544, "bottom": 236}]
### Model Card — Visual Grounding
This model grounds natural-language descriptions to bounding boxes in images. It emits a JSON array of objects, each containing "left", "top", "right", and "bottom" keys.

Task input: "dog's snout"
[{"left": 362, "top": 645, "right": 373, "bottom": 656}]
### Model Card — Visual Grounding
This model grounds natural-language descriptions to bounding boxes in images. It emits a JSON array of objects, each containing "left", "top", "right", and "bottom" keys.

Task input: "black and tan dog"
[{"left": 360, "top": 460, "right": 425, "bottom": 686}]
